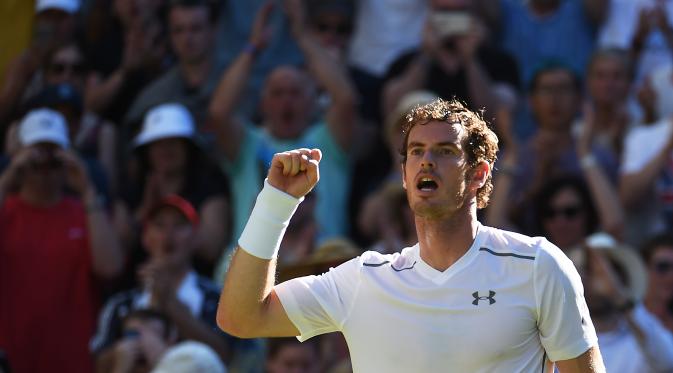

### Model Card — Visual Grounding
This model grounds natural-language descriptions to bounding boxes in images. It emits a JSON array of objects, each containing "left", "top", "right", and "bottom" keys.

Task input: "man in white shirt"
[{"left": 217, "top": 99, "right": 606, "bottom": 372}]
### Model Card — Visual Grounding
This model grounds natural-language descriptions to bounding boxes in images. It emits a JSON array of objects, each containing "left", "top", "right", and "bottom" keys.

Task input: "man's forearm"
[{"left": 85, "top": 190, "right": 124, "bottom": 278}]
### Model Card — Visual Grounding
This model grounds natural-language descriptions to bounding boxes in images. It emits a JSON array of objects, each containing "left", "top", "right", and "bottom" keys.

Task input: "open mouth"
[{"left": 416, "top": 177, "right": 438, "bottom": 192}]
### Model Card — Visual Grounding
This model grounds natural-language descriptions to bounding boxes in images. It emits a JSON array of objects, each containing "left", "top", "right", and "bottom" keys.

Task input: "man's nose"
[{"left": 421, "top": 151, "right": 435, "bottom": 169}]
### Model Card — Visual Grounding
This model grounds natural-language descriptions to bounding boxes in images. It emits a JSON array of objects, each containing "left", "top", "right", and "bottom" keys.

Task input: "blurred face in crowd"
[
  {"left": 588, "top": 54, "right": 631, "bottom": 108},
  {"left": 261, "top": 66, "right": 314, "bottom": 140},
  {"left": 430, "top": 0, "right": 470, "bottom": 9},
  {"left": 33, "top": 9, "right": 76, "bottom": 52},
  {"left": 121, "top": 316, "right": 173, "bottom": 373},
  {"left": 147, "top": 138, "right": 189, "bottom": 174},
  {"left": 45, "top": 44, "right": 87, "bottom": 91},
  {"left": 309, "top": 11, "right": 353, "bottom": 60},
  {"left": 114, "top": 0, "right": 162, "bottom": 26},
  {"left": 266, "top": 342, "right": 320, "bottom": 373},
  {"left": 646, "top": 245, "right": 673, "bottom": 304},
  {"left": 19, "top": 142, "right": 67, "bottom": 189},
  {"left": 169, "top": 5, "right": 214, "bottom": 66},
  {"left": 402, "top": 120, "right": 473, "bottom": 220},
  {"left": 541, "top": 186, "right": 587, "bottom": 250},
  {"left": 530, "top": 69, "right": 580, "bottom": 132},
  {"left": 142, "top": 206, "right": 195, "bottom": 270}
]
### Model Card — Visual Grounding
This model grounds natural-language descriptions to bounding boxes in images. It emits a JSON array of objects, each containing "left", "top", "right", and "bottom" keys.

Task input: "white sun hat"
[
  {"left": 19, "top": 108, "right": 70, "bottom": 148},
  {"left": 35, "top": 0, "right": 80, "bottom": 13},
  {"left": 151, "top": 341, "right": 226, "bottom": 373},
  {"left": 134, "top": 103, "right": 195, "bottom": 147}
]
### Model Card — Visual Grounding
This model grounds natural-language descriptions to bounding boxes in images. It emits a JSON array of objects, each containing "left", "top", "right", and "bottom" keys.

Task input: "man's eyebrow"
[{"left": 407, "top": 141, "right": 460, "bottom": 148}]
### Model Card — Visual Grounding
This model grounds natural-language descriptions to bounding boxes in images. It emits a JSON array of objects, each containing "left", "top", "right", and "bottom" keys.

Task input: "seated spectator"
[
  {"left": 209, "top": 0, "right": 358, "bottom": 248},
  {"left": 92, "top": 195, "right": 250, "bottom": 368},
  {"left": 488, "top": 63, "right": 620, "bottom": 233},
  {"left": 96, "top": 309, "right": 179, "bottom": 373},
  {"left": 0, "top": 108, "right": 122, "bottom": 373},
  {"left": 114, "top": 103, "right": 230, "bottom": 278},
  {"left": 575, "top": 48, "right": 636, "bottom": 158},
  {"left": 383, "top": 0, "right": 519, "bottom": 117},
  {"left": 569, "top": 233, "right": 673, "bottom": 373},
  {"left": 265, "top": 337, "right": 321, "bottom": 373},
  {"left": 84, "top": 0, "right": 168, "bottom": 124},
  {"left": 0, "top": 0, "right": 80, "bottom": 126},
  {"left": 496, "top": 0, "right": 607, "bottom": 87},
  {"left": 123, "top": 0, "right": 222, "bottom": 138},
  {"left": 641, "top": 233, "right": 673, "bottom": 332}
]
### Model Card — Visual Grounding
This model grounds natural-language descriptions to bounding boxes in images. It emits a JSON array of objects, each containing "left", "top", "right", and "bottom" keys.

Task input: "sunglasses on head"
[
  {"left": 543, "top": 205, "right": 583, "bottom": 219},
  {"left": 652, "top": 260, "right": 673, "bottom": 274},
  {"left": 48, "top": 62, "right": 86, "bottom": 75}
]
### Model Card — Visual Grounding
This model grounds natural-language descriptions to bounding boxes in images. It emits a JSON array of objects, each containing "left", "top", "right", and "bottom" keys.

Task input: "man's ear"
[{"left": 470, "top": 161, "right": 490, "bottom": 190}]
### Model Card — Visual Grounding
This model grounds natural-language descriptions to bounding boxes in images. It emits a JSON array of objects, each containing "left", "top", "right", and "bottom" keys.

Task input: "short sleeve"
[
  {"left": 274, "top": 257, "right": 362, "bottom": 341},
  {"left": 534, "top": 241, "right": 598, "bottom": 361}
]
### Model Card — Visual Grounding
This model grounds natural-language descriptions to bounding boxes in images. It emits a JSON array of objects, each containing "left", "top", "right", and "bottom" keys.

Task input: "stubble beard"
[{"left": 410, "top": 176, "right": 468, "bottom": 221}]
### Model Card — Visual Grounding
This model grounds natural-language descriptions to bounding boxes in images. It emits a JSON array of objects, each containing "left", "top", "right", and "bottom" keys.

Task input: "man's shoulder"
[
  {"left": 479, "top": 225, "right": 549, "bottom": 261},
  {"left": 125, "top": 67, "right": 182, "bottom": 124}
]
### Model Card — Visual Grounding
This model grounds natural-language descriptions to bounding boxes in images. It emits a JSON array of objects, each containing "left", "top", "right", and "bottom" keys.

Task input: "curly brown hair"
[{"left": 399, "top": 98, "right": 499, "bottom": 209}]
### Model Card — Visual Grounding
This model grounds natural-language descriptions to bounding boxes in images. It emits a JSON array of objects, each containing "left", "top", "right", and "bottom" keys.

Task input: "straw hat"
[{"left": 277, "top": 238, "right": 361, "bottom": 282}]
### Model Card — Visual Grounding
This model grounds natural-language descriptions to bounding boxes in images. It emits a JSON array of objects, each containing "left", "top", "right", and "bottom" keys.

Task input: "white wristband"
[{"left": 238, "top": 179, "right": 304, "bottom": 259}]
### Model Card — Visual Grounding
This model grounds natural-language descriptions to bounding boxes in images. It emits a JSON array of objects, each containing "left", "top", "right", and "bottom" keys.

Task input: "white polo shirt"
[{"left": 275, "top": 224, "right": 597, "bottom": 372}]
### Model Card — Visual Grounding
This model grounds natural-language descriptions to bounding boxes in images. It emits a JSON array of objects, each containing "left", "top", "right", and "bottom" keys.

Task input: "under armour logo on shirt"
[{"left": 472, "top": 290, "right": 496, "bottom": 305}]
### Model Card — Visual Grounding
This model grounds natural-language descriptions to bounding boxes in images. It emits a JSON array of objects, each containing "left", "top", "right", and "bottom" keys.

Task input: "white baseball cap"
[
  {"left": 151, "top": 341, "right": 226, "bottom": 373},
  {"left": 35, "top": 0, "right": 80, "bottom": 13},
  {"left": 19, "top": 108, "right": 70, "bottom": 148},
  {"left": 134, "top": 103, "right": 195, "bottom": 147}
]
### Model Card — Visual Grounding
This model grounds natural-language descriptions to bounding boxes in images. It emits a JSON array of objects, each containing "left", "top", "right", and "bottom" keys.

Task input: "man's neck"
[
  {"left": 180, "top": 57, "right": 212, "bottom": 89},
  {"left": 415, "top": 204, "right": 479, "bottom": 272},
  {"left": 19, "top": 183, "right": 62, "bottom": 207}
]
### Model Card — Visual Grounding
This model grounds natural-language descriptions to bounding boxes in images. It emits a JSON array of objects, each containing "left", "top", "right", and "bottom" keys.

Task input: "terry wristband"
[{"left": 238, "top": 179, "right": 304, "bottom": 259}]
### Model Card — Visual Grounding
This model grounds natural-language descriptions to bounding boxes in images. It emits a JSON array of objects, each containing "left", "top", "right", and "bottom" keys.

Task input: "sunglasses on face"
[
  {"left": 652, "top": 260, "right": 673, "bottom": 275},
  {"left": 543, "top": 205, "right": 583, "bottom": 219},
  {"left": 48, "top": 62, "right": 86, "bottom": 76}
]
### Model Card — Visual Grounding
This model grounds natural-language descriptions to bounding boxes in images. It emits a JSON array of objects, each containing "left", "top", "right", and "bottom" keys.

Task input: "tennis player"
[{"left": 217, "top": 99, "right": 605, "bottom": 372}]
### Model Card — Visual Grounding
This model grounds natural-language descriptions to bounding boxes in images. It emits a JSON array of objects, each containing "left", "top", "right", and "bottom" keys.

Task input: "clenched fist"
[{"left": 267, "top": 148, "right": 322, "bottom": 198}]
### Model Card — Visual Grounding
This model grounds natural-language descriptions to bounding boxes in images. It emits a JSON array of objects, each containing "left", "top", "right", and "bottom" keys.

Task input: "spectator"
[
  {"left": 576, "top": 48, "right": 635, "bottom": 158},
  {"left": 486, "top": 64, "right": 621, "bottom": 236},
  {"left": 359, "top": 182, "right": 416, "bottom": 254},
  {"left": 123, "top": 0, "right": 221, "bottom": 137},
  {"left": 96, "top": 309, "right": 179, "bottom": 373},
  {"left": 599, "top": 0, "right": 673, "bottom": 83},
  {"left": 0, "top": 108, "right": 123, "bottom": 373},
  {"left": 620, "top": 108, "right": 673, "bottom": 244},
  {"left": 92, "top": 194, "right": 245, "bottom": 368},
  {"left": 265, "top": 337, "right": 321, "bottom": 373},
  {"left": 0, "top": 0, "right": 80, "bottom": 126},
  {"left": 209, "top": 0, "right": 358, "bottom": 248},
  {"left": 305, "top": 0, "right": 355, "bottom": 63},
  {"left": 496, "top": 0, "right": 608, "bottom": 87},
  {"left": 641, "top": 233, "right": 673, "bottom": 332},
  {"left": 114, "top": 103, "right": 230, "bottom": 278},
  {"left": 570, "top": 233, "right": 673, "bottom": 373},
  {"left": 383, "top": 0, "right": 519, "bottom": 117},
  {"left": 84, "top": 0, "right": 168, "bottom": 123}
]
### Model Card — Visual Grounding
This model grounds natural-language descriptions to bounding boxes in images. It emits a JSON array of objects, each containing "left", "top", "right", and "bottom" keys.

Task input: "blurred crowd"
[{"left": 1, "top": 0, "right": 673, "bottom": 372}]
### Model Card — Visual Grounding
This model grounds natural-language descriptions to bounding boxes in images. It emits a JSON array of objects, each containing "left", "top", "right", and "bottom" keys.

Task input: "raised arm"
[
  {"left": 620, "top": 119, "right": 673, "bottom": 209},
  {"left": 217, "top": 148, "right": 322, "bottom": 338},
  {"left": 209, "top": 2, "right": 273, "bottom": 161},
  {"left": 576, "top": 107, "right": 624, "bottom": 238},
  {"left": 284, "top": 0, "right": 358, "bottom": 151},
  {"left": 59, "top": 149, "right": 124, "bottom": 279}
]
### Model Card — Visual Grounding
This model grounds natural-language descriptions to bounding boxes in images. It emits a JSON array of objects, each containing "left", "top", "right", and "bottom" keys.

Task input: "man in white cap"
[{"left": 0, "top": 108, "right": 122, "bottom": 373}]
